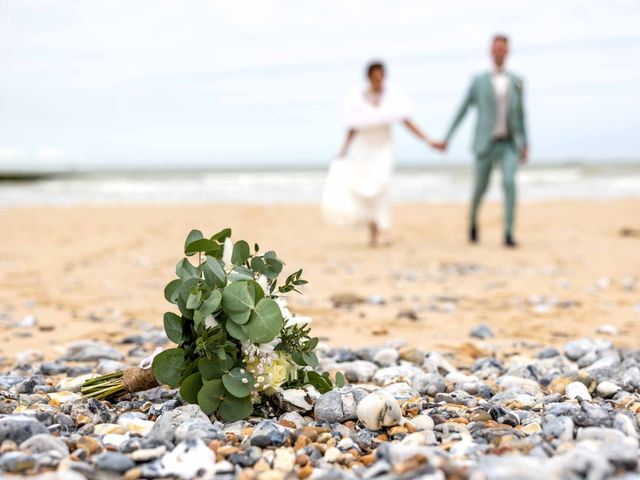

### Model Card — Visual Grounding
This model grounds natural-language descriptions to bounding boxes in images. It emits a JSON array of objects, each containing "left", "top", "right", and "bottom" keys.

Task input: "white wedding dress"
[{"left": 322, "top": 83, "right": 410, "bottom": 231}]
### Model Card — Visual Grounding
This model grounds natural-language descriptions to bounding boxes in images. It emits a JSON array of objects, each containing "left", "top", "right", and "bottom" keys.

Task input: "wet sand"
[{"left": 0, "top": 199, "right": 639, "bottom": 361}]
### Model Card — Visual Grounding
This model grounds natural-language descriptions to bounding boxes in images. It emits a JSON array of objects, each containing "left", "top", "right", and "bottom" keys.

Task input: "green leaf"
[
  {"left": 176, "top": 258, "right": 199, "bottom": 280},
  {"left": 305, "top": 337, "right": 319, "bottom": 350},
  {"left": 179, "top": 278, "right": 200, "bottom": 302},
  {"left": 179, "top": 372, "right": 202, "bottom": 404},
  {"left": 250, "top": 256, "right": 266, "bottom": 274},
  {"left": 164, "top": 279, "right": 182, "bottom": 304},
  {"left": 302, "top": 351, "right": 319, "bottom": 368},
  {"left": 225, "top": 320, "right": 249, "bottom": 341},
  {"left": 211, "top": 228, "right": 232, "bottom": 243},
  {"left": 184, "top": 229, "right": 204, "bottom": 256},
  {"left": 185, "top": 238, "right": 220, "bottom": 257},
  {"left": 197, "top": 379, "right": 225, "bottom": 414},
  {"left": 177, "top": 296, "right": 193, "bottom": 320},
  {"left": 305, "top": 371, "right": 332, "bottom": 394},
  {"left": 203, "top": 256, "right": 226, "bottom": 288},
  {"left": 228, "top": 266, "right": 255, "bottom": 282},
  {"left": 198, "top": 290, "right": 222, "bottom": 318},
  {"left": 264, "top": 257, "right": 284, "bottom": 279},
  {"left": 163, "top": 312, "right": 184, "bottom": 344},
  {"left": 198, "top": 356, "right": 234, "bottom": 380},
  {"left": 152, "top": 348, "right": 187, "bottom": 388},
  {"left": 244, "top": 298, "right": 283, "bottom": 343},
  {"left": 218, "top": 394, "right": 254, "bottom": 422},
  {"left": 186, "top": 290, "right": 203, "bottom": 310},
  {"left": 335, "top": 371, "right": 346, "bottom": 388},
  {"left": 222, "top": 367, "right": 254, "bottom": 398},
  {"left": 231, "top": 240, "right": 250, "bottom": 265},
  {"left": 222, "top": 281, "right": 255, "bottom": 319}
]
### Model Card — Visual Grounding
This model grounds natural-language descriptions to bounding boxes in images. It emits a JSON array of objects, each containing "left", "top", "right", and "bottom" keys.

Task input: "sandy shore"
[{"left": 0, "top": 199, "right": 639, "bottom": 361}]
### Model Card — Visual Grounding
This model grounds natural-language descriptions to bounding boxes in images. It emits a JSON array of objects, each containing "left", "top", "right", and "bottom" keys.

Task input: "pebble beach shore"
[{"left": 1, "top": 331, "right": 640, "bottom": 479}]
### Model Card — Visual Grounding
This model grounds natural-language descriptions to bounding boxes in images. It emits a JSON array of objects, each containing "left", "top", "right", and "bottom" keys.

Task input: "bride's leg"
[{"left": 368, "top": 221, "right": 379, "bottom": 247}]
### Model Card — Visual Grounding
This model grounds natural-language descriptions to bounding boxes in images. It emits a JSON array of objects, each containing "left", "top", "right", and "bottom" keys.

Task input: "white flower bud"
[{"left": 241, "top": 378, "right": 249, "bottom": 384}]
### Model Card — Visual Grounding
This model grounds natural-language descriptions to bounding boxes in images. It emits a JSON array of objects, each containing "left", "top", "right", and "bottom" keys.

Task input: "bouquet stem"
[{"left": 81, "top": 367, "right": 158, "bottom": 400}]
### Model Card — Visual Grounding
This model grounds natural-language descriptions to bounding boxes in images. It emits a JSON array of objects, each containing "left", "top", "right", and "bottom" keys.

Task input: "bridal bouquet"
[{"left": 82, "top": 228, "right": 343, "bottom": 421}]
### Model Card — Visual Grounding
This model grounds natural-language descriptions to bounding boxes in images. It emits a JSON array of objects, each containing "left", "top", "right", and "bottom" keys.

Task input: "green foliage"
[{"left": 153, "top": 228, "right": 335, "bottom": 421}]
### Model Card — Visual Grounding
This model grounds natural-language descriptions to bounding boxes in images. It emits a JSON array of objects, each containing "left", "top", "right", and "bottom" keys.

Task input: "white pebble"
[{"left": 566, "top": 381, "right": 592, "bottom": 401}]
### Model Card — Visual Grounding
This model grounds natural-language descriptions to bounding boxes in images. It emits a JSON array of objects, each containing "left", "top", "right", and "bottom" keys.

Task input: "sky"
[{"left": 1, "top": 0, "right": 640, "bottom": 171}]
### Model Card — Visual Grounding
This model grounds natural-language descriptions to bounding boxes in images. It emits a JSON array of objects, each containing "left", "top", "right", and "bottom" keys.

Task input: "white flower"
[
  {"left": 139, "top": 347, "right": 164, "bottom": 369},
  {"left": 257, "top": 337, "right": 281, "bottom": 354},
  {"left": 256, "top": 274, "right": 269, "bottom": 294},
  {"left": 275, "top": 297, "right": 293, "bottom": 321},
  {"left": 222, "top": 237, "right": 233, "bottom": 267},
  {"left": 204, "top": 315, "right": 219, "bottom": 329}
]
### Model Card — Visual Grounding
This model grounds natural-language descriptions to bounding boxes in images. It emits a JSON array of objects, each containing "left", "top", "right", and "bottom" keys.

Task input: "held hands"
[
  {"left": 429, "top": 140, "right": 448, "bottom": 152},
  {"left": 519, "top": 146, "right": 528, "bottom": 164}
]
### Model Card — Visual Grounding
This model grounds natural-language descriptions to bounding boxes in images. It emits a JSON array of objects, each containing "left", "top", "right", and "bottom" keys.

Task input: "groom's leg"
[
  {"left": 470, "top": 149, "right": 494, "bottom": 229},
  {"left": 499, "top": 141, "right": 519, "bottom": 237}
]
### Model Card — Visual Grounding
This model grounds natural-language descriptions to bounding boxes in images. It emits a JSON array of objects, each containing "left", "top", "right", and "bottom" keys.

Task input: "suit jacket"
[{"left": 445, "top": 71, "right": 528, "bottom": 157}]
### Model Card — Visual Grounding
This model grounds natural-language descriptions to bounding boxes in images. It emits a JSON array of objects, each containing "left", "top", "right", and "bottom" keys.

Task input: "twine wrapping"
[{"left": 122, "top": 367, "right": 159, "bottom": 393}]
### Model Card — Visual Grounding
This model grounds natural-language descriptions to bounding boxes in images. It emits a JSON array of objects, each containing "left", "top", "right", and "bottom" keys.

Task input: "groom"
[{"left": 436, "top": 34, "right": 528, "bottom": 248}]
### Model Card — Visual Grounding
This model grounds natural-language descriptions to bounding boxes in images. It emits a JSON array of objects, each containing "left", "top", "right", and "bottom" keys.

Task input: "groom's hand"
[
  {"left": 431, "top": 140, "right": 447, "bottom": 152},
  {"left": 519, "top": 146, "right": 528, "bottom": 164}
]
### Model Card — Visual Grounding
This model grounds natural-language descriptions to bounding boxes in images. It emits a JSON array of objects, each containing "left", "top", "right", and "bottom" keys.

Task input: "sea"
[{"left": 0, "top": 162, "right": 639, "bottom": 207}]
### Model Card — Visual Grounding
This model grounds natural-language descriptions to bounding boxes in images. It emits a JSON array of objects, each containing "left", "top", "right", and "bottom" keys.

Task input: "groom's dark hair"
[
  {"left": 366, "top": 61, "right": 385, "bottom": 78},
  {"left": 493, "top": 34, "right": 509, "bottom": 44}
]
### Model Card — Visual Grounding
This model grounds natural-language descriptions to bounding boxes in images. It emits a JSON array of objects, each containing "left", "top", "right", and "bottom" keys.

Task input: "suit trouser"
[{"left": 470, "top": 139, "right": 518, "bottom": 236}]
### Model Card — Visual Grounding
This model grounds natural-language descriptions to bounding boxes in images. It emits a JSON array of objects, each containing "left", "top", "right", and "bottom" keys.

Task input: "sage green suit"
[{"left": 445, "top": 72, "right": 528, "bottom": 236}]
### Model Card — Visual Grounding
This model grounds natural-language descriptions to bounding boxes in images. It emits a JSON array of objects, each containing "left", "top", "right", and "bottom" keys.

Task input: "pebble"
[
  {"left": 356, "top": 391, "right": 403, "bottom": 431},
  {"left": 0, "top": 336, "right": 639, "bottom": 478},
  {"left": 469, "top": 323, "right": 494, "bottom": 339},
  {"left": 566, "top": 381, "right": 592, "bottom": 401}
]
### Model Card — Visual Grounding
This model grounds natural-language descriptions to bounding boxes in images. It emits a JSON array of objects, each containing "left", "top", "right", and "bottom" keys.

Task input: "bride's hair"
[{"left": 366, "top": 61, "right": 385, "bottom": 78}]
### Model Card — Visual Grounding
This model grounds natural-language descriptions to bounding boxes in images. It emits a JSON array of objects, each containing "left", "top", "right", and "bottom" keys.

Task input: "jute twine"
[{"left": 122, "top": 367, "right": 159, "bottom": 393}]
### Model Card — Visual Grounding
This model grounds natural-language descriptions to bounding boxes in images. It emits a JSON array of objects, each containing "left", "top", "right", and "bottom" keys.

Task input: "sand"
[{"left": 0, "top": 199, "right": 639, "bottom": 361}]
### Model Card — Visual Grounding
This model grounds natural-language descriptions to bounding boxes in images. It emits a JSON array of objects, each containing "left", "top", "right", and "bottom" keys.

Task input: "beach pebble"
[
  {"left": 565, "top": 382, "right": 592, "bottom": 401},
  {"left": 596, "top": 381, "right": 621, "bottom": 398},
  {"left": 274, "top": 386, "right": 320, "bottom": 413},
  {"left": 314, "top": 388, "right": 367, "bottom": 424},
  {"left": 0, "top": 451, "right": 37, "bottom": 473},
  {"left": 20, "top": 434, "right": 69, "bottom": 456},
  {"left": 356, "top": 391, "right": 403, "bottom": 431},
  {"left": 340, "top": 360, "right": 378, "bottom": 383},
  {"left": 596, "top": 323, "right": 619, "bottom": 335},
  {"left": 250, "top": 420, "right": 290, "bottom": 448},
  {"left": 0, "top": 415, "right": 49, "bottom": 444},
  {"left": 157, "top": 438, "right": 218, "bottom": 479},
  {"left": 469, "top": 324, "right": 494, "bottom": 339},
  {"left": 408, "top": 414, "right": 434, "bottom": 431},
  {"left": 94, "top": 451, "right": 135, "bottom": 473},
  {"left": 63, "top": 340, "right": 124, "bottom": 362},
  {"left": 147, "top": 404, "right": 210, "bottom": 443}
]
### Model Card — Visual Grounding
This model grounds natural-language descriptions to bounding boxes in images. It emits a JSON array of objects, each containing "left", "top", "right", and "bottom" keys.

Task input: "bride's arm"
[
  {"left": 338, "top": 129, "right": 356, "bottom": 157},
  {"left": 402, "top": 119, "right": 438, "bottom": 148}
]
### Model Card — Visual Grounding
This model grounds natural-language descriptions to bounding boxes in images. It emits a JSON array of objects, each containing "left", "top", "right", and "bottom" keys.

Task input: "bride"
[{"left": 326, "top": 61, "right": 439, "bottom": 247}]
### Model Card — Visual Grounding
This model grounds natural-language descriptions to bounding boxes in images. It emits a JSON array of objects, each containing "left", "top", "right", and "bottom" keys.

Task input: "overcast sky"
[{"left": 1, "top": 0, "right": 640, "bottom": 170}]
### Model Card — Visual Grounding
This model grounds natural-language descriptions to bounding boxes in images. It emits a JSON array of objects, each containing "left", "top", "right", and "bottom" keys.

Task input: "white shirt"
[{"left": 491, "top": 69, "right": 509, "bottom": 138}]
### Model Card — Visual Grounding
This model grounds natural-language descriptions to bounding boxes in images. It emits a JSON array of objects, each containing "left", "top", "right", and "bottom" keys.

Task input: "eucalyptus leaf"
[
  {"left": 211, "top": 228, "right": 232, "bottom": 243},
  {"left": 176, "top": 258, "right": 198, "bottom": 280},
  {"left": 244, "top": 298, "right": 283, "bottom": 343},
  {"left": 225, "top": 320, "right": 249, "bottom": 341},
  {"left": 203, "top": 256, "right": 226, "bottom": 288},
  {"left": 335, "top": 371, "right": 346, "bottom": 388},
  {"left": 163, "top": 312, "right": 184, "bottom": 344},
  {"left": 222, "top": 281, "right": 255, "bottom": 317},
  {"left": 186, "top": 290, "right": 203, "bottom": 310},
  {"left": 198, "top": 356, "right": 234, "bottom": 380},
  {"left": 227, "top": 266, "right": 255, "bottom": 282},
  {"left": 198, "top": 290, "right": 222, "bottom": 318},
  {"left": 177, "top": 296, "right": 193, "bottom": 320},
  {"left": 218, "top": 395, "right": 254, "bottom": 422},
  {"left": 164, "top": 279, "right": 182, "bottom": 304},
  {"left": 152, "top": 348, "right": 187, "bottom": 388},
  {"left": 302, "top": 351, "right": 319, "bottom": 368},
  {"left": 183, "top": 230, "right": 204, "bottom": 256},
  {"left": 179, "top": 372, "right": 202, "bottom": 404},
  {"left": 185, "top": 238, "right": 220, "bottom": 256},
  {"left": 179, "top": 278, "right": 200, "bottom": 302},
  {"left": 222, "top": 367, "right": 254, "bottom": 398},
  {"left": 231, "top": 240, "right": 250, "bottom": 265},
  {"left": 197, "top": 379, "right": 225, "bottom": 414}
]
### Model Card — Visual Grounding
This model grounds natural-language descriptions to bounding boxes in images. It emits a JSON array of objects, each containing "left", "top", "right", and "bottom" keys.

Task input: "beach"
[{"left": 1, "top": 198, "right": 639, "bottom": 360}]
